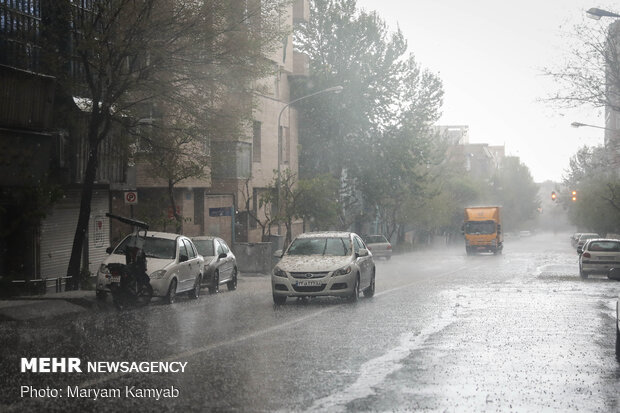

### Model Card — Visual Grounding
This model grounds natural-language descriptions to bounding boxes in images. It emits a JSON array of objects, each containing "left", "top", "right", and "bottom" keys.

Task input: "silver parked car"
[
  {"left": 192, "top": 236, "right": 238, "bottom": 294},
  {"left": 363, "top": 234, "right": 392, "bottom": 260},
  {"left": 578, "top": 238, "right": 620, "bottom": 278},
  {"left": 271, "top": 231, "right": 376, "bottom": 305},
  {"left": 97, "top": 232, "right": 204, "bottom": 303}
]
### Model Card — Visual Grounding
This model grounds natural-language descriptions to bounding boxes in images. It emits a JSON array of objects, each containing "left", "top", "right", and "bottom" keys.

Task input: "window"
[
  {"left": 464, "top": 221, "right": 495, "bottom": 235},
  {"left": 193, "top": 239, "right": 215, "bottom": 257},
  {"left": 252, "top": 120, "right": 261, "bottom": 162},
  {"left": 211, "top": 140, "right": 252, "bottom": 179},
  {"left": 178, "top": 240, "right": 189, "bottom": 260},
  {"left": 364, "top": 235, "right": 387, "bottom": 244},
  {"left": 354, "top": 237, "right": 365, "bottom": 252},
  {"left": 183, "top": 239, "right": 196, "bottom": 259},
  {"left": 588, "top": 241, "right": 620, "bottom": 252},
  {"left": 287, "top": 238, "right": 351, "bottom": 256},
  {"left": 218, "top": 239, "right": 230, "bottom": 253}
]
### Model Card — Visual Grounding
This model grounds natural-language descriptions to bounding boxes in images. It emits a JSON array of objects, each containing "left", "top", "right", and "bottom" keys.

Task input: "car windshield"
[
  {"left": 114, "top": 236, "right": 176, "bottom": 260},
  {"left": 464, "top": 221, "right": 495, "bottom": 235},
  {"left": 365, "top": 235, "right": 388, "bottom": 244},
  {"left": 588, "top": 241, "right": 620, "bottom": 252},
  {"left": 193, "top": 240, "right": 215, "bottom": 256},
  {"left": 287, "top": 237, "right": 352, "bottom": 256}
]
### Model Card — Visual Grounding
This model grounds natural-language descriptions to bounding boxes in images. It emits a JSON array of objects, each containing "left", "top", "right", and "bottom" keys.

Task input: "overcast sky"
[{"left": 356, "top": 0, "right": 618, "bottom": 182}]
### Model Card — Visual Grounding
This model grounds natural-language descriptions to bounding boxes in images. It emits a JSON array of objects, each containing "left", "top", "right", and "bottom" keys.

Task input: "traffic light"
[
  {"left": 571, "top": 190, "right": 577, "bottom": 202},
  {"left": 551, "top": 191, "right": 557, "bottom": 201}
]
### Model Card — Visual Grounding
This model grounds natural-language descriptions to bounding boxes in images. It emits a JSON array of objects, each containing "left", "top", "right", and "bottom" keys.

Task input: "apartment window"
[{"left": 252, "top": 120, "right": 261, "bottom": 162}]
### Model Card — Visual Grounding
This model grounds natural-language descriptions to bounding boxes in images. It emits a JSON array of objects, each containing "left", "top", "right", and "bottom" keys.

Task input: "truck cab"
[{"left": 463, "top": 206, "right": 503, "bottom": 255}]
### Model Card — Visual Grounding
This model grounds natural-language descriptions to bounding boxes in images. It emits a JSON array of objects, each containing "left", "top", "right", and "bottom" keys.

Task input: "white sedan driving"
[{"left": 271, "top": 232, "right": 375, "bottom": 305}]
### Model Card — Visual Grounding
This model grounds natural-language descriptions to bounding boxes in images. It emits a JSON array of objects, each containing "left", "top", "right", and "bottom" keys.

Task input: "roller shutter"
[{"left": 40, "top": 189, "right": 109, "bottom": 278}]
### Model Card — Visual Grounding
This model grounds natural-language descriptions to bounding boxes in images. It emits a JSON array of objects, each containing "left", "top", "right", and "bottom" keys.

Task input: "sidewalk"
[
  {"left": 0, "top": 272, "right": 268, "bottom": 322},
  {"left": 0, "top": 289, "right": 98, "bottom": 322}
]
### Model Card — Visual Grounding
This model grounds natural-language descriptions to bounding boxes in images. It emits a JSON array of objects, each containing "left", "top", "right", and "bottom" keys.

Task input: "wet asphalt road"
[{"left": 2, "top": 232, "right": 620, "bottom": 412}]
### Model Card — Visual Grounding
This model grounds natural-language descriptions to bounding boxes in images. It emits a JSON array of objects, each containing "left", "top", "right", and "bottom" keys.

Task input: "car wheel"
[
  {"left": 363, "top": 271, "right": 375, "bottom": 298},
  {"left": 166, "top": 278, "right": 177, "bottom": 304},
  {"left": 209, "top": 271, "right": 219, "bottom": 294},
  {"left": 348, "top": 275, "right": 360, "bottom": 302},
  {"left": 273, "top": 294, "right": 286, "bottom": 305},
  {"left": 189, "top": 274, "right": 201, "bottom": 299},
  {"left": 579, "top": 265, "right": 588, "bottom": 278},
  {"left": 227, "top": 268, "right": 238, "bottom": 291},
  {"left": 96, "top": 290, "right": 107, "bottom": 300}
]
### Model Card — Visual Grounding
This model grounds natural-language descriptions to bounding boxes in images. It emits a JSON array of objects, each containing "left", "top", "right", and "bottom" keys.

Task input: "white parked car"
[
  {"left": 578, "top": 238, "right": 620, "bottom": 278},
  {"left": 363, "top": 234, "right": 392, "bottom": 260},
  {"left": 96, "top": 232, "right": 204, "bottom": 303},
  {"left": 271, "top": 232, "right": 375, "bottom": 305}
]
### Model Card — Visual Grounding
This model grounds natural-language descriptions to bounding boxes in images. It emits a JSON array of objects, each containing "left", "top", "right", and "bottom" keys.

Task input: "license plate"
[
  {"left": 296, "top": 280, "right": 321, "bottom": 287},
  {"left": 104, "top": 275, "right": 121, "bottom": 284}
]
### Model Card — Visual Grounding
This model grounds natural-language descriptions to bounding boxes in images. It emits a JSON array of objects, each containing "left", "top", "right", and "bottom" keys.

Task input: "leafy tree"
[
  {"left": 264, "top": 170, "right": 339, "bottom": 246},
  {"left": 486, "top": 156, "right": 540, "bottom": 231},
  {"left": 46, "top": 0, "right": 289, "bottom": 287},
  {"left": 563, "top": 145, "right": 620, "bottom": 234},
  {"left": 293, "top": 0, "right": 409, "bottom": 179},
  {"left": 293, "top": 0, "right": 443, "bottom": 235},
  {"left": 136, "top": 115, "right": 209, "bottom": 234}
]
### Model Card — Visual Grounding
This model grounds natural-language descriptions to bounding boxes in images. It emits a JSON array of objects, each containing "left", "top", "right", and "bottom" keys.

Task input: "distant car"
[
  {"left": 271, "top": 232, "right": 376, "bottom": 305},
  {"left": 363, "top": 234, "right": 392, "bottom": 260},
  {"left": 97, "top": 232, "right": 204, "bottom": 303},
  {"left": 519, "top": 230, "right": 532, "bottom": 237},
  {"left": 191, "top": 236, "right": 238, "bottom": 294},
  {"left": 571, "top": 233, "right": 582, "bottom": 247},
  {"left": 578, "top": 238, "right": 620, "bottom": 278},
  {"left": 576, "top": 233, "right": 600, "bottom": 253}
]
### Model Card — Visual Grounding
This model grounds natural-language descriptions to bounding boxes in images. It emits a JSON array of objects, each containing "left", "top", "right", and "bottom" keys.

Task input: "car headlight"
[
  {"left": 273, "top": 266, "right": 287, "bottom": 278},
  {"left": 150, "top": 269, "right": 167, "bottom": 279},
  {"left": 332, "top": 265, "right": 352, "bottom": 277}
]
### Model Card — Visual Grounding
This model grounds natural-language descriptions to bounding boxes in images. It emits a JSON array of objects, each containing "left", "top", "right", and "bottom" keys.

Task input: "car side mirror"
[
  {"left": 577, "top": 247, "right": 583, "bottom": 255},
  {"left": 179, "top": 254, "right": 189, "bottom": 262},
  {"left": 218, "top": 252, "right": 227, "bottom": 260},
  {"left": 357, "top": 248, "right": 369, "bottom": 258},
  {"left": 106, "top": 247, "right": 113, "bottom": 254}
]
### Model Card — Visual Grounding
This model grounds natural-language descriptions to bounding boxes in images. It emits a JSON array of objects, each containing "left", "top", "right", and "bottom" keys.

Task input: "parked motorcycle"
[{"left": 105, "top": 213, "right": 153, "bottom": 310}]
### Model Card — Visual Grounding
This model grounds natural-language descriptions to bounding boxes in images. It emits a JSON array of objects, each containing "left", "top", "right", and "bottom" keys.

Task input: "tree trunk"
[
  {"left": 168, "top": 180, "right": 182, "bottom": 234},
  {"left": 66, "top": 133, "right": 100, "bottom": 290}
]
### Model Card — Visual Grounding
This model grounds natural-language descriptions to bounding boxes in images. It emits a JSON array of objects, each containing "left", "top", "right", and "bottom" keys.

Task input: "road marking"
[
  {"left": 306, "top": 308, "right": 457, "bottom": 413},
  {"left": 78, "top": 265, "right": 476, "bottom": 390}
]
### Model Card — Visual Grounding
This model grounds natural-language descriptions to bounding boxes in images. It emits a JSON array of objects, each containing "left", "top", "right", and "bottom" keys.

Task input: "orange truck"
[{"left": 462, "top": 206, "right": 503, "bottom": 255}]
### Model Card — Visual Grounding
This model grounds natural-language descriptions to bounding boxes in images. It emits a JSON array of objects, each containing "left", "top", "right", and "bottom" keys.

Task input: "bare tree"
[{"left": 545, "top": 17, "right": 620, "bottom": 110}]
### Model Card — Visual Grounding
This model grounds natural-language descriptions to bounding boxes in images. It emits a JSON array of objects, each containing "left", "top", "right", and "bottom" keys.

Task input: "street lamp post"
[
  {"left": 586, "top": 7, "right": 620, "bottom": 20},
  {"left": 570, "top": 121, "right": 612, "bottom": 130},
  {"left": 275, "top": 85, "right": 343, "bottom": 236}
]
